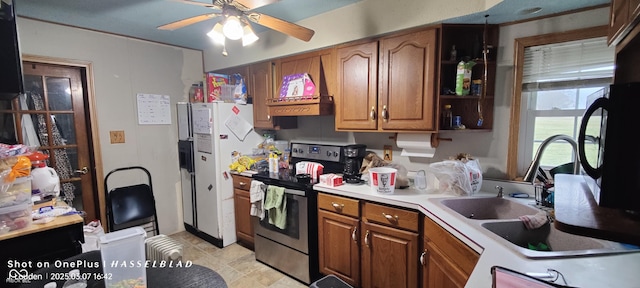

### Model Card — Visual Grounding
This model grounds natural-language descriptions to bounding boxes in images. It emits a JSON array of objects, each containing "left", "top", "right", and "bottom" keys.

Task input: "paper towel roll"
[{"left": 396, "top": 133, "right": 437, "bottom": 158}]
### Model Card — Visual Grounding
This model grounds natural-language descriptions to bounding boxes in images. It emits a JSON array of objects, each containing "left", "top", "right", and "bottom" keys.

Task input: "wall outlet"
[
  {"left": 383, "top": 145, "right": 392, "bottom": 161},
  {"left": 110, "top": 130, "right": 125, "bottom": 144}
]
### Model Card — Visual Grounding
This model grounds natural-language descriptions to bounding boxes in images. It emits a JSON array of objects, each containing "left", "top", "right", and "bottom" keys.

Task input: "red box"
[
  {"left": 206, "top": 73, "right": 229, "bottom": 102},
  {"left": 320, "top": 173, "right": 343, "bottom": 187}
]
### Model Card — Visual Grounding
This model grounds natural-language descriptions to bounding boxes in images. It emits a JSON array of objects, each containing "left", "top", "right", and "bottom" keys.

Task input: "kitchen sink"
[
  {"left": 436, "top": 197, "right": 540, "bottom": 220},
  {"left": 481, "top": 220, "right": 638, "bottom": 258}
]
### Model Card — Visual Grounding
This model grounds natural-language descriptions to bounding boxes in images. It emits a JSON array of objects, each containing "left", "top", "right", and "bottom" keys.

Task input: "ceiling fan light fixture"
[
  {"left": 222, "top": 16, "right": 243, "bottom": 40},
  {"left": 207, "top": 22, "right": 225, "bottom": 45},
  {"left": 242, "top": 23, "right": 259, "bottom": 46}
]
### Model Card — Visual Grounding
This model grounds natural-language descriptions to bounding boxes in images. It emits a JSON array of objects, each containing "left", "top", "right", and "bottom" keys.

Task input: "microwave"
[{"left": 578, "top": 82, "right": 640, "bottom": 214}]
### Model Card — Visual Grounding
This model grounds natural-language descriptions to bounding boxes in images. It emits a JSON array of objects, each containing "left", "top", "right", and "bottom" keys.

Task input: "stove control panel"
[{"left": 290, "top": 143, "right": 343, "bottom": 162}]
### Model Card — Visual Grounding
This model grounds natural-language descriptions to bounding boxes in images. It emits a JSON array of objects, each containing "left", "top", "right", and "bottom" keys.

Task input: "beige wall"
[{"left": 16, "top": 17, "right": 204, "bottom": 235}]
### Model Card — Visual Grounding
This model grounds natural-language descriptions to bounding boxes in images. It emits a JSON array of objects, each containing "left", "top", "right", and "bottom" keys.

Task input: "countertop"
[
  {"left": 313, "top": 175, "right": 640, "bottom": 288},
  {"left": 0, "top": 203, "right": 84, "bottom": 241}
]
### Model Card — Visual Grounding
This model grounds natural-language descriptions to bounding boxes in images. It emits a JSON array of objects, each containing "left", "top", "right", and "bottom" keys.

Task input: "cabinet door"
[
  {"left": 336, "top": 41, "right": 379, "bottom": 130},
  {"left": 361, "top": 221, "right": 419, "bottom": 288},
  {"left": 379, "top": 28, "right": 438, "bottom": 131},
  {"left": 250, "top": 61, "right": 276, "bottom": 129},
  {"left": 233, "top": 188, "right": 254, "bottom": 248},
  {"left": 608, "top": 0, "right": 630, "bottom": 45},
  {"left": 631, "top": 0, "right": 640, "bottom": 27},
  {"left": 423, "top": 242, "right": 466, "bottom": 288},
  {"left": 318, "top": 210, "right": 360, "bottom": 287}
]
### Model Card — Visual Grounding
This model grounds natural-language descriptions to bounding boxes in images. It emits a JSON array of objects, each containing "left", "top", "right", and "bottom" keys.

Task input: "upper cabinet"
[
  {"left": 249, "top": 61, "right": 297, "bottom": 129},
  {"left": 267, "top": 48, "right": 337, "bottom": 117},
  {"left": 608, "top": 0, "right": 640, "bottom": 46},
  {"left": 437, "top": 24, "right": 499, "bottom": 131},
  {"left": 335, "top": 28, "right": 438, "bottom": 132}
]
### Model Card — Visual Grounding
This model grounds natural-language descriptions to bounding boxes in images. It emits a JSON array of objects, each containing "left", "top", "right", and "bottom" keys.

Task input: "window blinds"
[{"left": 522, "top": 36, "right": 614, "bottom": 92}]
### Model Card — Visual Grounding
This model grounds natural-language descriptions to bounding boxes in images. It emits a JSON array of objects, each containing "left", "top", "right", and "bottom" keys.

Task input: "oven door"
[{"left": 254, "top": 188, "right": 308, "bottom": 253}]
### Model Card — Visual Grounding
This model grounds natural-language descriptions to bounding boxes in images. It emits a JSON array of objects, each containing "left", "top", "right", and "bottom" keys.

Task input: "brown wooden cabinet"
[
  {"left": 335, "top": 28, "right": 438, "bottom": 132},
  {"left": 608, "top": 0, "right": 640, "bottom": 46},
  {"left": 317, "top": 192, "right": 421, "bottom": 288},
  {"left": 267, "top": 48, "right": 336, "bottom": 117},
  {"left": 317, "top": 193, "right": 361, "bottom": 287},
  {"left": 232, "top": 175, "right": 254, "bottom": 249},
  {"left": 421, "top": 216, "right": 479, "bottom": 288},
  {"left": 437, "top": 24, "right": 499, "bottom": 131},
  {"left": 249, "top": 61, "right": 297, "bottom": 129}
]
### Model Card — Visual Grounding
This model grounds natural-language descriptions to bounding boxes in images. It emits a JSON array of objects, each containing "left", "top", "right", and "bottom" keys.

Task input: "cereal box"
[{"left": 206, "top": 73, "right": 229, "bottom": 102}]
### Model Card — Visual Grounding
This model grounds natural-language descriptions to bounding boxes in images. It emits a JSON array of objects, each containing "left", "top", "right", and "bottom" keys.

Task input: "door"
[
  {"left": 423, "top": 241, "right": 466, "bottom": 288},
  {"left": 379, "top": 28, "right": 438, "bottom": 131},
  {"left": 336, "top": 41, "right": 379, "bottom": 131},
  {"left": 233, "top": 187, "right": 253, "bottom": 246},
  {"left": 318, "top": 209, "right": 361, "bottom": 287},
  {"left": 0, "top": 61, "right": 98, "bottom": 222},
  {"left": 361, "top": 221, "right": 419, "bottom": 288},
  {"left": 251, "top": 61, "right": 276, "bottom": 129}
]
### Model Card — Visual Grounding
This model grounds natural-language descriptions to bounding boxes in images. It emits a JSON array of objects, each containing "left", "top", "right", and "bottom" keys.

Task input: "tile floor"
[{"left": 169, "top": 231, "right": 308, "bottom": 288}]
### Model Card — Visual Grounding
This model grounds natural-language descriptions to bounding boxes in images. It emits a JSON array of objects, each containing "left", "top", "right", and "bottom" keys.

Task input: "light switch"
[{"left": 110, "top": 130, "right": 125, "bottom": 144}]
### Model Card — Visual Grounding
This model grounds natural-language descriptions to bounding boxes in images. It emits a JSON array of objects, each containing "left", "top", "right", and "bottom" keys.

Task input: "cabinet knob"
[
  {"left": 370, "top": 106, "right": 376, "bottom": 120},
  {"left": 381, "top": 105, "right": 388, "bottom": 121},
  {"left": 267, "top": 114, "right": 271, "bottom": 120},
  {"left": 331, "top": 202, "right": 345, "bottom": 211},
  {"left": 382, "top": 212, "right": 399, "bottom": 223},
  {"left": 239, "top": 182, "right": 247, "bottom": 187},
  {"left": 351, "top": 226, "right": 358, "bottom": 242},
  {"left": 420, "top": 250, "right": 427, "bottom": 265},
  {"left": 364, "top": 230, "right": 370, "bottom": 247}
]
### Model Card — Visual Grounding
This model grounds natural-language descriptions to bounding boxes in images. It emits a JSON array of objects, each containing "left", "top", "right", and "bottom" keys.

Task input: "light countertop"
[{"left": 313, "top": 175, "right": 640, "bottom": 287}]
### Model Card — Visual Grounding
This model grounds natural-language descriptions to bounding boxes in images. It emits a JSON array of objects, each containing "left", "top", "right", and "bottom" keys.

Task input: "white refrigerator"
[{"left": 177, "top": 102, "right": 263, "bottom": 247}]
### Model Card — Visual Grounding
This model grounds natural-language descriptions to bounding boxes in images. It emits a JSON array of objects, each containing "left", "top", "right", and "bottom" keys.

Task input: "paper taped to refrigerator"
[
  {"left": 224, "top": 113, "right": 253, "bottom": 141},
  {"left": 192, "top": 108, "right": 212, "bottom": 134}
]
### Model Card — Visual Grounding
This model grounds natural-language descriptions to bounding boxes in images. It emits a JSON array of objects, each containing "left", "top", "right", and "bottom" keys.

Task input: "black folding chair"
[{"left": 104, "top": 166, "right": 159, "bottom": 236}]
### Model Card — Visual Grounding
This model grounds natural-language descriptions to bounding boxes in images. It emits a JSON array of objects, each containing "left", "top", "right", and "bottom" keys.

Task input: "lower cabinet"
[
  {"left": 317, "top": 192, "right": 420, "bottom": 288},
  {"left": 232, "top": 175, "right": 254, "bottom": 249},
  {"left": 421, "top": 217, "right": 480, "bottom": 288}
]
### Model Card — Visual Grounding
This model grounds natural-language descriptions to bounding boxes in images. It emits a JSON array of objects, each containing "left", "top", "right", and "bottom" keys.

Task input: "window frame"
[{"left": 507, "top": 25, "right": 609, "bottom": 180}]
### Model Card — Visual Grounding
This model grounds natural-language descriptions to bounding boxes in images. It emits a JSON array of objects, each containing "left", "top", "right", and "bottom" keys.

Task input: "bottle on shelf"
[
  {"left": 441, "top": 104, "right": 453, "bottom": 129},
  {"left": 450, "top": 45, "right": 457, "bottom": 62}
]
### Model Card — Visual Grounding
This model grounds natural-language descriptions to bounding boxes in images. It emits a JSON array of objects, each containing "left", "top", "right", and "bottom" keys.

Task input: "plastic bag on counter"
[
  {"left": 426, "top": 154, "right": 482, "bottom": 196},
  {"left": 360, "top": 152, "right": 410, "bottom": 188}
]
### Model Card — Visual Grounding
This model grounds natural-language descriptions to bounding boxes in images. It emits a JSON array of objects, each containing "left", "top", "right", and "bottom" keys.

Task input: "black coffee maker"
[{"left": 343, "top": 144, "right": 367, "bottom": 184}]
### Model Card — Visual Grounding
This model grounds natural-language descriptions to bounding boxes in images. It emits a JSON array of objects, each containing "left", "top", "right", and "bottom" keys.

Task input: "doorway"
[{"left": 0, "top": 56, "right": 103, "bottom": 223}]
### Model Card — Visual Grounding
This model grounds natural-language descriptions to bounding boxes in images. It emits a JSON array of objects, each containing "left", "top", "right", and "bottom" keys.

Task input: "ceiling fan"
[{"left": 158, "top": 0, "right": 315, "bottom": 42}]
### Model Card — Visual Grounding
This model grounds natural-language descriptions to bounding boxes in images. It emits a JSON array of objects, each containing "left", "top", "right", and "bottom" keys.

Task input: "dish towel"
[
  {"left": 264, "top": 185, "right": 287, "bottom": 229},
  {"left": 249, "top": 180, "right": 266, "bottom": 220},
  {"left": 519, "top": 210, "right": 549, "bottom": 230}
]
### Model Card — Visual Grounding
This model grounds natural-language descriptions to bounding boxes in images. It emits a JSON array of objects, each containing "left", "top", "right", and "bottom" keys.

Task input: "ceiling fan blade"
[
  {"left": 172, "top": 0, "right": 220, "bottom": 9},
  {"left": 249, "top": 13, "right": 315, "bottom": 42},
  {"left": 157, "top": 13, "right": 219, "bottom": 30},
  {"left": 233, "top": 0, "right": 279, "bottom": 10}
]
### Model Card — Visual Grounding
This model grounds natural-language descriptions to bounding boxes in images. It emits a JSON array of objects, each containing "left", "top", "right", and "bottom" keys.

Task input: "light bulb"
[
  {"left": 222, "top": 16, "right": 243, "bottom": 40},
  {"left": 207, "top": 22, "right": 225, "bottom": 45},
  {"left": 242, "top": 24, "right": 259, "bottom": 46}
]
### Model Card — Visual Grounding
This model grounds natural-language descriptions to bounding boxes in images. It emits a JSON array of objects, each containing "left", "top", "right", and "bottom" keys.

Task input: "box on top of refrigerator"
[{"left": 206, "top": 73, "right": 229, "bottom": 102}]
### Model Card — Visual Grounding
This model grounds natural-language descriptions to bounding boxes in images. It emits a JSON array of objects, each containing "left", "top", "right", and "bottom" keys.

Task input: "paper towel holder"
[{"left": 430, "top": 133, "right": 453, "bottom": 148}]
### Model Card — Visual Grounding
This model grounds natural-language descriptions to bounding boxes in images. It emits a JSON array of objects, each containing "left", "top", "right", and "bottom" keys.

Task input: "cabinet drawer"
[
  {"left": 424, "top": 216, "right": 479, "bottom": 276},
  {"left": 232, "top": 175, "right": 251, "bottom": 190},
  {"left": 318, "top": 193, "right": 359, "bottom": 218},
  {"left": 362, "top": 202, "right": 419, "bottom": 232}
]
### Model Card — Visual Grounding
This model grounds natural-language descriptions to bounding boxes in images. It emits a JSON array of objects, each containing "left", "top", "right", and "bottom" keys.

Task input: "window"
[{"left": 508, "top": 26, "right": 614, "bottom": 179}]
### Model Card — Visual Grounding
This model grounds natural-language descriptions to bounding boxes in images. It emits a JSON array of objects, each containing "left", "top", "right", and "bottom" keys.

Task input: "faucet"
[
  {"left": 522, "top": 134, "right": 581, "bottom": 183},
  {"left": 495, "top": 185, "right": 504, "bottom": 198}
]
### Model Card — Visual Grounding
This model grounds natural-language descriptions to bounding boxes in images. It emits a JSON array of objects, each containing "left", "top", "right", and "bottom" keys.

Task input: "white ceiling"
[{"left": 14, "top": 0, "right": 609, "bottom": 50}]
